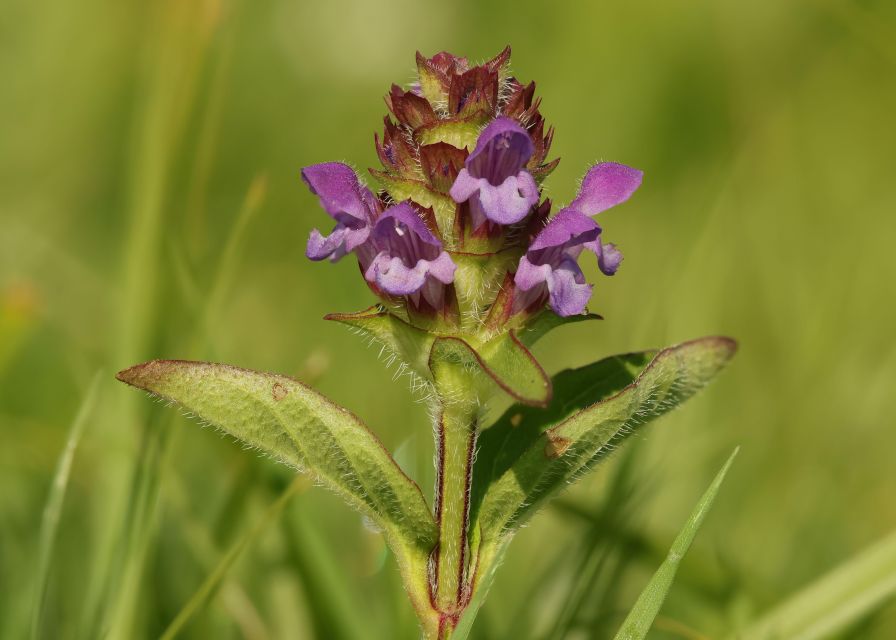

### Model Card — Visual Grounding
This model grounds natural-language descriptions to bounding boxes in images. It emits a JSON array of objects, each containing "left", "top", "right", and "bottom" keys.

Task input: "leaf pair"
[
  {"left": 116, "top": 331, "right": 737, "bottom": 637},
  {"left": 326, "top": 306, "right": 554, "bottom": 406}
]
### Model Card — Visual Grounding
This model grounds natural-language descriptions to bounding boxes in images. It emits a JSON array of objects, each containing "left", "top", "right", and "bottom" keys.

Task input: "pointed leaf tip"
[
  {"left": 471, "top": 335, "right": 738, "bottom": 544},
  {"left": 115, "top": 359, "right": 437, "bottom": 555}
]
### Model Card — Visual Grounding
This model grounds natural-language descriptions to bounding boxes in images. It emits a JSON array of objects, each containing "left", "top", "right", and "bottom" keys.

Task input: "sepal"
[
  {"left": 429, "top": 332, "right": 552, "bottom": 407},
  {"left": 325, "top": 306, "right": 436, "bottom": 382}
]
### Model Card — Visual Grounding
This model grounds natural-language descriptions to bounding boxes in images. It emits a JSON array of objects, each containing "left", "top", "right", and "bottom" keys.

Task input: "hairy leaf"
[
  {"left": 516, "top": 310, "right": 603, "bottom": 348},
  {"left": 115, "top": 360, "right": 437, "bottom": 554},
  {"left": 613, "top": 448, "right": 738, "bottom": 640},
  {"left": 325, "top": 307, "right": 435, "bottom": 383},
  {"left": 471, "top": 336, "right": 736, "bottom": 544}
]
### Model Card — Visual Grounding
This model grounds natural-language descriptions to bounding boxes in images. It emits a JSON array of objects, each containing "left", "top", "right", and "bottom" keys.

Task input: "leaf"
[
  {"left": 115, "top": 360, "right": 437, "bottom": 556},
  {"left": 430, "top": 332, "right": 552, "bottom": 407},
  {"left": 325, "top": 306, "right": 436, "bottom": 383},
  {"left": 328, "top": 308, "right": 553, "bottom": 406},
  {"left": 471, "top": 336, "right": 737, "bottom": 545},
  {"left": 612, "top": 448, "right": 738, "bottom": 640},
  {"left": 515, "top": 310, "right": 603, "bottom": 348},
  {"left": 729, "top": 528, "right": 896, "bottom": 640}
]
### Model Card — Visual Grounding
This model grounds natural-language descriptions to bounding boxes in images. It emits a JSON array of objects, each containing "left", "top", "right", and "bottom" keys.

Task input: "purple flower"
[
  {"left": 364, "top": 203, "right": 456, "bottom": 311},
  {"left": 302, "top": 162, "right": 381, "bottom": 261},
  {"left": 449, "top": 117, "right": 539, "bottom": 228},
  {"left": 513, "top": 210, "right": 607, "bottom": 316},
  {"left": 513, "top": 162, "right": 641, "bottom": 316}
]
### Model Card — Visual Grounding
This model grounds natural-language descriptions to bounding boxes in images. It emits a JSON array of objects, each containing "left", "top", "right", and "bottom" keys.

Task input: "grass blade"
[
  {"left": 730, "top": 528, "right": 896, "bottom": 640},
  {"left": 160, "top": 477, "right": 303, "bottom": 640},
  {"left": 30, "top": 372, "right": 102, "bottom": 640},
  {"left": 613, "top": 447, "right": 739, "bottom": 640}
]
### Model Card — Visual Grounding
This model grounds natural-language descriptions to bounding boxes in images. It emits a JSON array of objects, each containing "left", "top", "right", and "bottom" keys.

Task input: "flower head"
[{"left": 301, "top": 47, "right": 641, "bottom": 328}]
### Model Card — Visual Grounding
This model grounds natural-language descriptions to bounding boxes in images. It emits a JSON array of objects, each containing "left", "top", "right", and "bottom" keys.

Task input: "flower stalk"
[{"left": 431, "top": 395, "right": 479, "bottom": 633}]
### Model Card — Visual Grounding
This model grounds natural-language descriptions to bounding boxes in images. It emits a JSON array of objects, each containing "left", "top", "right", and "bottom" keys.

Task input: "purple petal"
[
  {"left": 597, "top": 242, "right": 623, "bottom": 275},
  {"left": 465, "top": 117, "right": 534, "bottom": 184},
  {"left": 569, "top": 162, "right": 643, "bottom": 216},
  {"left": 301, "top": 162, "right": 378, "bottom": 226},
  {"left": 306, "top": 225, "right": 348, "bottom": 262},
  {"left": 448, "top": 168, "right": 481, "bottom": 204},
  {"left": 365, "top": 250, "right": 456, "bottom": 296},
  {"left": 514, "top": 254, "right": 592, "bottom": 316},
  {"left": 548, "top": 257, "right": 593, "bottom": 316},
  {"left": 363, "top": 202, "right": 456, "bottom": 296},
  {"left": 528, "top": 209, "right": 602, "bottom": 252},
  {"left": 475, "top": 171, "right": 539, "bottom": 225},
  {"left": 514, "top": 255, "right": 552, "bottom": 293},
  {"left": 373, "top": 202, "right": 441, "bottom": 248},
  {"left": 450, "top": 169, "right": 539, "bottom": 226},
  {"left": 581, "top": 236, "right": 624, "bottom": 275}
]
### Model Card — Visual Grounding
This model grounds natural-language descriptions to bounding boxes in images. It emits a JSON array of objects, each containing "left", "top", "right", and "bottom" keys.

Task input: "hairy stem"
[{"left": 432, "top": 399, "right": 479, "bottom": 625}]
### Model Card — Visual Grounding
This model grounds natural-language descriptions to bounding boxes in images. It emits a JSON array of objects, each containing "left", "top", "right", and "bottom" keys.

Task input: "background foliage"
[{"left": 2, "top": 0, "right": 894, "bottom": 638}]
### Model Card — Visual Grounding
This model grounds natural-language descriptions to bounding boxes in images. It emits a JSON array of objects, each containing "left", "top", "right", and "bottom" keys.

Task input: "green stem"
[{"left": 433, "top": 399, "right": 479, "bottom": 623}]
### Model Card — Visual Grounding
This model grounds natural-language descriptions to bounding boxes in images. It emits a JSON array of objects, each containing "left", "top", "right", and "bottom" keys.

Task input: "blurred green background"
[{"left": 2, "top": 0, "right": 895, "bottom": 638}]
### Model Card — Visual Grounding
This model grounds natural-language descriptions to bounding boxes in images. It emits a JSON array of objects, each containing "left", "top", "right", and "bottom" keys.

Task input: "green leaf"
[
  {"left": 471, "top": 336, "right": 737, "bottom": 545},
  {"left": 515, "top": 310, "right": 603, "bottom": 348},
  {"left": 729, "top": 528, "right": 896, "bottom": 640},
  {"left": 613, "top": 448, "right": 738, "bottom": 640},
  {"left": 115, "top": 360, "right": 437, "bottom": 555},
  {"left": 430, "top": 332, "right": 552, "bottom": 407},
  {"left": 325, "top": 306, "right": 436, "bottom": 383}
]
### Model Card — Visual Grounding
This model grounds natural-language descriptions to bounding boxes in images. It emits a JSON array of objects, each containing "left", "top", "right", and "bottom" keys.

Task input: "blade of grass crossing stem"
[
  {"left": 613, "top": 448, "right": 739, "bottom": 640},
  {"left": 30, "top": 372, "right": 102, "bottom": 640},
  {"left": 730, "top": 528, "right": 896, "bottom": 640},
  {"left": 160, "top": 478, "right": 304, "bottom": 640}
]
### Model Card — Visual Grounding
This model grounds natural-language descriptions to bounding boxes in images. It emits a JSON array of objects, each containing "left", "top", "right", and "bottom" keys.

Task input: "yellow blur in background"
[{"left": 2, "top": 0, "right": 895, "bottom": 638}]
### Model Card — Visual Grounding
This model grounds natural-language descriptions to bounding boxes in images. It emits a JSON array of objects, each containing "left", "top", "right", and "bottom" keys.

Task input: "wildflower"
[
  {"left": 448, "top": 117, "right": 540, "bottom": 228},
  {"left": 364, "top": 202, "right": 456, "bottom": 311},
  {"left": 302, "top": 162, "right": 380, "bottom": 262},
  {"left": 514, "top": 163, "right": 642, "bottom": 316}
]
